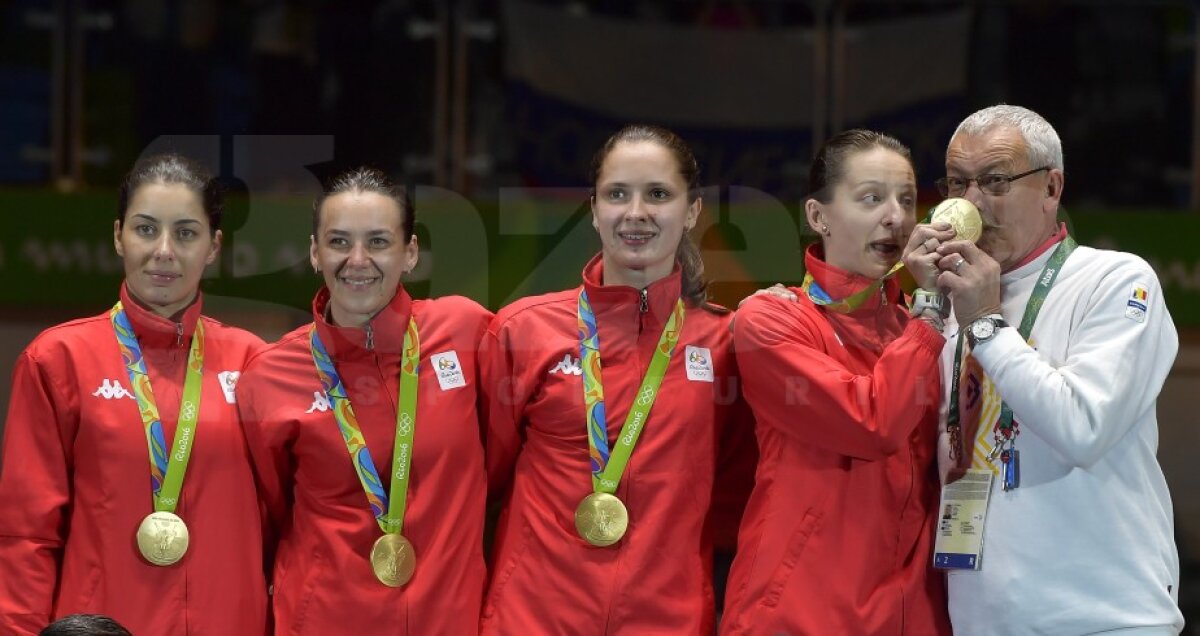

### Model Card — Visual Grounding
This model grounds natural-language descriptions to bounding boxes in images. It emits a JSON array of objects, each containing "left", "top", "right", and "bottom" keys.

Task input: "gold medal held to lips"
[
  {"left": 930, "top": 198, "right": 983, "bottom": 243},
  {"left": 575, "top": 492, "right": 629, "bottom": 547},
  {"left": 370, "top": 533, "right": 416, "bottom": 587},
  {"left": 136, "top": 511, "right": 190, "bottom": 566}
]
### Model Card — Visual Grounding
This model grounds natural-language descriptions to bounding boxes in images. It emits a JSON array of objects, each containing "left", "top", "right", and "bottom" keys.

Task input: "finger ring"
[{"left": 954, "top": 258, "right": 965, "bottom": 273}]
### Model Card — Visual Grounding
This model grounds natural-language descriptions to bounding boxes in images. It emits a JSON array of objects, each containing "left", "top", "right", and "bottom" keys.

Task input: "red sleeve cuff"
[{"left": 904, "top": 318, "right": 947, "bottom": 356}]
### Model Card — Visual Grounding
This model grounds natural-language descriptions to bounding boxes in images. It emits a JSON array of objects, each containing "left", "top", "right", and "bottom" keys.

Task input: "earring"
[
  {"left": 821, "top": 223, "right": 831, "bottom": 236},
  {"left": 313, "top": 264, "right": 321, "bottom": 274}
]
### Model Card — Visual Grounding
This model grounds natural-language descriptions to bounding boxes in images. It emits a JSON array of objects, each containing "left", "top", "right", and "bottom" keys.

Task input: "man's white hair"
[{"left": 951, "top": 104, "right": 1064, "bottom": 171}]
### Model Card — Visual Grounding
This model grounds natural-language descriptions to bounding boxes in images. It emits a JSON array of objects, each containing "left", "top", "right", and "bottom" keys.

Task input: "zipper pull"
[
  {"left": 365, "top": 323, "right": 375, "bottom": 351},
  {"left": 639, "top": 287, "right": 649, "bottom": 314},
  {"left": 175, "top": 323, "right": 184, "bottom": 346}
]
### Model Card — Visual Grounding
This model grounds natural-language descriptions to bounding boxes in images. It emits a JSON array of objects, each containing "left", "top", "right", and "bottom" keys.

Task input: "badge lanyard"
[{"left": 946, "top": 236, "right": 1076, "bottom": 490}]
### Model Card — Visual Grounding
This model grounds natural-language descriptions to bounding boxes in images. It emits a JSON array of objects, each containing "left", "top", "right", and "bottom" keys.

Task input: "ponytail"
[{"left": 677, "top": 231, "right": 728, "bottom": 314}]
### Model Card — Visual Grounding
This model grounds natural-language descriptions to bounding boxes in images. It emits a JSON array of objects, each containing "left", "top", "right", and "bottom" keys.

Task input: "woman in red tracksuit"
[
  {"left": 0, "top": 155, "right": 268, "bottom": 634},
  {"left": 721, "top": 130, "right": 954, "bottom": 634},
  {"left": 236, "top": 167, "right": 492, "bottom": 634},
  {"left": 480, "top": 124, "right": 754, "bottom": 634}
]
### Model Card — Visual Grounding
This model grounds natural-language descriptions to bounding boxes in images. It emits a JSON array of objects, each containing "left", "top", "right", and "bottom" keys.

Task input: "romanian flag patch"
[{"left": 1126, "top": 283, "right": 1150, "bottom": 323}]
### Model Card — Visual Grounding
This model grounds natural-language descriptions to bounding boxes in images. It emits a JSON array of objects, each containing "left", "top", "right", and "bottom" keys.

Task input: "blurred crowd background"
[{"left": 1, "top": 0, "right": 1198, "bottom": 629}]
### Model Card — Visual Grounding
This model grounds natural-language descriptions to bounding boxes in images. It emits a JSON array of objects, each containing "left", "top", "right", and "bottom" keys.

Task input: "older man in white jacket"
[{"left": 920, "top": 104, "right": 1183, "bottom": 635}]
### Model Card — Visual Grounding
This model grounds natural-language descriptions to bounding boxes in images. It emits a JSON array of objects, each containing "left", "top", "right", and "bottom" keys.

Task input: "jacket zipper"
[
  {"left": 638, "top": 287, "right": 649, "bottom": 334},
  {"left": 365, "top": 323, "right": 375, "bottom": 351},
  {"left": 175, "top": 322, "right": 184, "bottom": 347}
]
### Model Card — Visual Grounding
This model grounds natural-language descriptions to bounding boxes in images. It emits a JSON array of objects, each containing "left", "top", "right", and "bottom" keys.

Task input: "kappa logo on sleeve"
[
  {"left": 684, "top": 345, "right": 714, "bottom": 382},
  {"left": 1125, "top": 282, "right": 1150, "bottom": 323},
  {"left": 431, "top": 350, "right": 467, "bottom": 390},
  {"left": 217, "top": 371, "right": 240, "bottom": 404},
  {"left": 92, "top": 378, "right": 135, "bottom": 400},
  {"left": 306, "top": 391, "right": 331, "bottom": 413},
  {"left": 548, "top": 353, "right": 582, "bottom": 376}
]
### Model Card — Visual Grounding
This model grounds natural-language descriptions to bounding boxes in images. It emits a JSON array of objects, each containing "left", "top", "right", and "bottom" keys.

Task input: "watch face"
[{"left": 971, "top": 320, "right": 996, "bottom": 340}]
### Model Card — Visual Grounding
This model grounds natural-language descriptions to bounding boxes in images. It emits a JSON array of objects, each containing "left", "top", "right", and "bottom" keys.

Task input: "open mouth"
[
  {"left": 618, "top": 229, "right": 657, "bottom": 246},
  {"left": 868, "top": 240, "right": 901, "bottom": 259},
  {"left": 338, "top": 276, "right": 380, "bottom": 290}
]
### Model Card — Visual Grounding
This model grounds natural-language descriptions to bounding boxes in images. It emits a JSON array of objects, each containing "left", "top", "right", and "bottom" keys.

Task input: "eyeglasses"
[{"left": 935, "top": 166, "right": 1050, "bottom": 197}]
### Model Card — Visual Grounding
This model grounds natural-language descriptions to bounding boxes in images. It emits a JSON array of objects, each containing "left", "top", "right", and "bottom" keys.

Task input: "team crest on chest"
[
  {"left": 217, "top": 370, "right": 240, "bottom": 404},
  {"left": 431, "top": 350, "right": 467, "bottom": 390},
  {"left": 684, "top": 345, "right": 714, "bottom": 382}
]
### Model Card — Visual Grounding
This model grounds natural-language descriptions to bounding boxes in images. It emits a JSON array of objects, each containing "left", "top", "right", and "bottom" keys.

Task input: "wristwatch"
[
  {"left": 966, "top": 314, "right": 1008, "bottom": 347},
  {"left": 910, "top": 289, "right": 950, "bottom": 319}
]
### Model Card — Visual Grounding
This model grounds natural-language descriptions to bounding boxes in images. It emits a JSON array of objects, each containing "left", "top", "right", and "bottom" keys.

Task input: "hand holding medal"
[
  {"left": 804, "top": 199, "right": 982, "bottom": 314},
  {"left": 929, "top": 197, "right": 983, "bottom": 244}
]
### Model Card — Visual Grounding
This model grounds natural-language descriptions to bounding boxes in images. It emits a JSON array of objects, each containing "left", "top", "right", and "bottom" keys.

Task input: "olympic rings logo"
[
  {"left": 181, "top": 401, "right": 197, "bottom": 420},
  {"left": 636, "top": 386, "right": 655, "bottom": 407},
  {"left": 398, "top": 412, "right": 414, "bottom": 434}
]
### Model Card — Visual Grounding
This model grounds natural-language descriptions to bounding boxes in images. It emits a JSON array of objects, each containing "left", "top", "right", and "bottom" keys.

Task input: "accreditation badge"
[{"left": 933, "top": 469, "right": 994, "bottom": 570}]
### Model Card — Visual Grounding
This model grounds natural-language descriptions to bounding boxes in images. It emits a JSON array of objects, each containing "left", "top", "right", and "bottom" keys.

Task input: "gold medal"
[
  {"left": 930, "top": 197, "right": 983, "bottom": 243},
  {"left": 370, "top": 534, "right": 416, "bottom": 587},
  {"left": 136, "top": 511, "right": 190, "bottom": 566},
  {"left": 574, "top": 492, "right": 629, "bottom": 547}
]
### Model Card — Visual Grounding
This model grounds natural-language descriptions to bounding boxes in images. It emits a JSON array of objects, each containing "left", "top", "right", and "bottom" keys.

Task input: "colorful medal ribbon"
[
  {"left": 110, "top": 302, "right": 204, "bottom": 512},
  {"left": 801, "top": 208, "right": 939, "bottom": 313},
  {"left": 947, "top": 235, "right": 1077, "bottom": 490},
  {"left": 577, "top": 290, "right": 684, "bottom": 494},
  {"left": 310, "top": 319, "right": 419, "bottom": 535},
  {"left": 801, "top": 267, "right": 898, "bottom": 314}
]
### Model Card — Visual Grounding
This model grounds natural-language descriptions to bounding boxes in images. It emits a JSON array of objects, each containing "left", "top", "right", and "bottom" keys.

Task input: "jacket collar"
[
  {"left": 1004, "top": 221, "right": 1069, "bottom": 274},
  {"left": 580, "top": 254, "right": 683, "bottom": 331},
  {"left": 119, "top": 283, "right": 201, "bottom": 349},
  {"left": 311, "top": 285, "right": 414, "bottom": 359},
  {"left": 803, "top": 244, "right": 899, "bottom": 312}
]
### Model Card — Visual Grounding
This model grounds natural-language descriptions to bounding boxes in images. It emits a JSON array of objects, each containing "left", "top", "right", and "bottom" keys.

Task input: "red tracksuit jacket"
[
  {"left": 237, "top": 286, "right": 491, "bottom": 634},
  {"left": 480, "top": 256, "right": 752, "bottom": 635},
  {"left": 720, "top": 246, "right": 951, "bottom": 635},
  {"left": 0, "top": 285, "right": 267, "bottom": 635}
]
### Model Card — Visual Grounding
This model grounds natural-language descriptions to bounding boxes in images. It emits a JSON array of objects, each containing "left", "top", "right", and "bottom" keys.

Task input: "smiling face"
[
  {"left": 114, "top": 182, "right": 220, "bottom": 318},
  {"left": 805, "top": 146, "right": 916, "bottom": 279},
  {"left": 945, "top": 126, "right": 1062, "bottom": 270},
  {"left": 590, "top": 140, "right": 700, "bottom": 288},
  {"left": 310, "top": 190, "right": 418, "bottom": 327}
]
